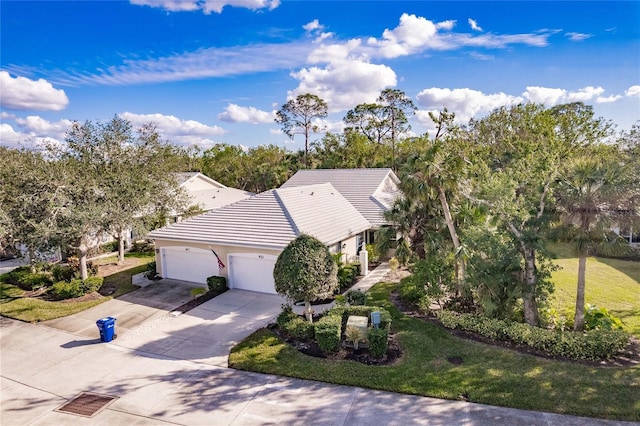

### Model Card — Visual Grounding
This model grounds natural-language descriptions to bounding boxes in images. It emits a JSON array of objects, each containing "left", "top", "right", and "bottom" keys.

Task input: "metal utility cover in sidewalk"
[{"left": 55, "top": 392, "right": 118, "bottom": 417}]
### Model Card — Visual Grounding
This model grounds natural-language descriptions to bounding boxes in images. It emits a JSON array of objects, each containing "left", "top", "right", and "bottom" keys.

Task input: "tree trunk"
[
  {"left": 118, "top": 228, "right": 126, "bottom": 265},
  {"left": 573, "top": 255, "right": 587, "bottom": 331},
  {"left": 28, "top": 246, "right": 36, "bottom": 273},
  {"left": 78, "top": 247, "right": 89, "bottom": 280},
  {"left": 438, "top": 187, "right": 466, "bottom": 284},
  {"left": 304, "top": 300, "right": 313, "bottom": 323},
  {"left": 521, "top": 247, "right": 540, "bottom": 326}
]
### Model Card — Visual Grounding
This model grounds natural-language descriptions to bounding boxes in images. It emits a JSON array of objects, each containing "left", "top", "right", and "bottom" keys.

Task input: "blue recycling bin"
[{"left": 96, "top": 317, "right": 116, "bottom": 342}]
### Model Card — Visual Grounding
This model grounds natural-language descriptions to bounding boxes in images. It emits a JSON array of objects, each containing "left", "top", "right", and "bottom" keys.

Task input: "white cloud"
[
  {"left": 366, "top": 13, "right": 551, "bottom": 59},
  {"left": 415, "top": 87, "right": 522, "bottom": 123},
  {"left": 0, "top": 71, "right": 69, "bottom": 111},
  {"left": 303, "top": 19, "right": 324, "bottom": 32},
  {"left": 0, "top": 123, "right": 27, "bottom": 147},
  {"left": 130, "top": 0, "right": 280, "bottom": 14},
  {"left": 565, "top": 32, "right": 592, "bottom": 41},
  {"left": 596, "top": 95, "right": 622, "bottom": 103},
  {"left": 290, "top": 59, "right": 397, "bottom": 112},
  {"left": 14, "top": 116, "right": 73, "bottom": 140},
  {"left": 469, "top": 52, "right": 494, "bottom": 61},
  {"left": 218, "top": 104, "right": 275, "bottom": 124},
  {"left": 625, "top": 85, "right": 640, "bottom": 97},
  {"left": 43, "top": 42, "right": 312, "bottom": 87},
  {"left": 468, "top": 18, "right": 483, "bottom": 32},
  {"left": 523, "top": 86, "right": 605, "bottom": 104},
  {"left": 119, "top": 112, "right": 225, "bottom": 148},
  {"left": 269, "top": 128, "right": 283, "bottom": 135}
]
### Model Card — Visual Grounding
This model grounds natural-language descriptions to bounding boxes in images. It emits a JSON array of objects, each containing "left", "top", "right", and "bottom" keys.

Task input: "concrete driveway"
[
  {"left": 115, "top": 289, "right": 286, "bottom": 366},
  {"left": 43, "top": 279, "right": 207, "bottom": 339}
]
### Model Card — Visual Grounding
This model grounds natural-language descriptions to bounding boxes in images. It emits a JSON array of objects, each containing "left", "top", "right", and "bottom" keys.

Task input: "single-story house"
[
  {"left": 171, "top": 172, "right": 253, "bottom": 222},
  {"left": 147, "top": 183, "right": 371, "bottom": 294},
  {"left": 280, "top": 168, "right": 401, "bottom": 246}
]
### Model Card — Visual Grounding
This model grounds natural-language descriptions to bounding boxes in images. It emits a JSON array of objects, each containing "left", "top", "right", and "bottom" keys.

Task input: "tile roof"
[
  {"left": 280, "top": 168, "right": 400, "bottom": 227},
  {"left": 148, "top": 183, "right": 370, "bottom": 250}
]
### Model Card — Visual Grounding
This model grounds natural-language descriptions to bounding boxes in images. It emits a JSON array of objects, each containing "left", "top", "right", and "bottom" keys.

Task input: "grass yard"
[
  {"left": 0, "top": 253, "right": 153, "bottom": 322},
  {"left": 548, "top": 243, "right": 640, "bottom": 337},
  {"left": 230, "top": 282, "right": 640, "bottom": 421}
]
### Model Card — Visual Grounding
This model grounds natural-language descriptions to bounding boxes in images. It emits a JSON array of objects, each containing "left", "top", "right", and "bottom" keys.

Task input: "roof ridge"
[{"left": 273, "top": 188, "right": 300, "bottom": 237}]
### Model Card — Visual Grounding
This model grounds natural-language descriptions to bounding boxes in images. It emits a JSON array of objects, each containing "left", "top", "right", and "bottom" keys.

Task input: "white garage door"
[
  {"left": 162, "top": 247, "right": 220, "bottom": 284},
  {"left": 229, "top": 253, "right": 277, "bottom": 294}
]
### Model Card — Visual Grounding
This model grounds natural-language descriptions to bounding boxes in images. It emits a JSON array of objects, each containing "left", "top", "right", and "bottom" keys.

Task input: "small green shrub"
[
  {"left": 143, "top": 261, "right": 159, "bottom": 280},
  {"left": 365, "top": 244, "right": 379, "bottom": 263},
  {"left": 276, "top": 304, "right": 297, "bottom": 328},
  {"left": 131, "top": 240, "right": 155, "bottom": 252},
  {"left": 51, "top": 277, "right": 104, "bottom": 299},
  {"left": 207, "top": 276, "right": 228, "bottom": 293},
  {"left": 334, "top": 295, "right": 347, "bottom": 307},
  {"left": 315, "top": 314, "right": 342, "bottom": 353},
  {"left": 66, "top": 257, "right": 99, "bottom": 277},
  {"left": 345, "top": 289, "right": 366, "bottom": 306},
  {"left": 398, "top": 276, "right": 430, "bottom": 309},
  {"left": 52, "top": 265, "right": 75, "bottom": 283},
  {"left": 283, "top": 317, "right": 315, "bottom": 340},
  {"left": 191, "top": 287, "right": 207, "bottom": 299},
  {"left": 3, "top": 267, "right": 53, "bottom": 290},
  {"left": 368, "top": 326, "right": 389, "bottom": 358},
  {"left": 436, "top": 310, "right": 629, "bottom": 360},
  {"left": 584, "top": 304, "right": 624, "bottom": 331}
]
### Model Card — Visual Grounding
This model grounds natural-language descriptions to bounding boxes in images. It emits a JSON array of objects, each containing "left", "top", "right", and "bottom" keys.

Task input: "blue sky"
[{"left": 1, "top": 0, "right": 639, "bottom": 151}]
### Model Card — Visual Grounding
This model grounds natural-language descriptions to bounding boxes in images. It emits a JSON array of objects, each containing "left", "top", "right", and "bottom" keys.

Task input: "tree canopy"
[{"left": 273, "top": 234, "right": 338, "bottom": 322}]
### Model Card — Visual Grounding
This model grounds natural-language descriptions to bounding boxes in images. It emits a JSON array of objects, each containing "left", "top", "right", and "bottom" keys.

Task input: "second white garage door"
[{"left": 228, "top": 253, "right": 277, "bottom": 294}]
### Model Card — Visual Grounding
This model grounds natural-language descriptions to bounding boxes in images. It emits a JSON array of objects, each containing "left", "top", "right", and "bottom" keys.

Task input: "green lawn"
[
  {"left": 548, "top": 243, "right": 640, "bottom": 337},
  {"left": 230, "top": 282, "right": 640, "bottom": 421},
  {"left": 0, "top": 253, "right": 152, "bottom": 322}
]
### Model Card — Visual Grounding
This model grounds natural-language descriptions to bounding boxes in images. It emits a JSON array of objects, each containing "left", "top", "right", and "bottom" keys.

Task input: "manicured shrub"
[
  {"left": 276, "top": 304, "right": 298, "bottom": 329},
  {"left": 51, "top": 277, "right": 104, "bottom": 299},
  {"left": 338, "top": 265, "right": 358, "bottom": 289},
  {"left": 283, "top": 317, "right": 315, "bottom": 341},
  {"left": 3, "top": 267, "right": 53, "bottom": 290},
  {"left": 315, "top": 314, "right": 342, "bottom": 353},
  {"left": 206, "top": 276, "right": 228, "bottom": 293},
  {"left": 368, "top": 327, "right": 389, "bottom": 358},
  {"left": 345, "top": 289, "right": 366, "bottom": 306},
  {"left": 435, "top": 310, "right": 629, "bottom": 360},
  {"left": 52, "top": 265, "right": 75, "bottom": 283}
]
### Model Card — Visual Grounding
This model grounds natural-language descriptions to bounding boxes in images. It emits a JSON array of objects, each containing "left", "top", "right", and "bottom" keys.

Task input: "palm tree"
[{"left": 556, "top": 152, "right": 635, "bottom": 330}]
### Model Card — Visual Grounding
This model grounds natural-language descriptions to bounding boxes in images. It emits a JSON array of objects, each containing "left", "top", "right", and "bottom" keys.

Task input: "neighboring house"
[
  {"left": 171, "top": 172, "right": 253, "bottom": 222},
  {"left": 280, "top": 168, "right": 401, "bottom": 247},
  {"left": 147, "top": 183, "right": 371, "bottom": 294}
]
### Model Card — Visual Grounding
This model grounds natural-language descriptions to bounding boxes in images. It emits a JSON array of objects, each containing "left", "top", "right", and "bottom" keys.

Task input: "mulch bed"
[
  {"left": 269, "top": 324, "right": 403, "bottom": 366},
  {"left": 389, "top": 290, "right": 640, "bottom": 368}
]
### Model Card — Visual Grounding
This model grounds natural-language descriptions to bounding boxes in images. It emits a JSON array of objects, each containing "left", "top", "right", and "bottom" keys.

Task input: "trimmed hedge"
[
  {"left": 207, "top": 276, "right": 228, "bottom": 293},
  {"left": 283, "top": 317, "right": 315, "bottom": 341},
  {"left": 368, "top": 327, "right": 389, "bottom": 358},
  {"left": 315, "top": 314, "right": 342, "bottom": 353},
  {"left": 51, "top": 277, "right": 104, "bottom": 299},
  {"left": 2, "top": 267, "right": 53, "bottom": 291},
  {"left": 436, "top": 310, "right": 629, "bottom": 360}
]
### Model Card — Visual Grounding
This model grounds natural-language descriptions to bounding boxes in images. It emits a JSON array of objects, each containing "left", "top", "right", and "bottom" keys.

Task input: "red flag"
[{"left": 210, "top": 248, "right": 225, "bottom": 270}]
